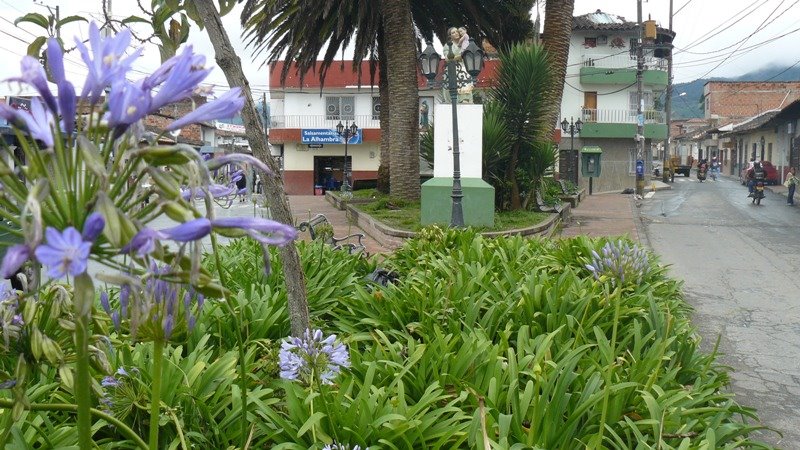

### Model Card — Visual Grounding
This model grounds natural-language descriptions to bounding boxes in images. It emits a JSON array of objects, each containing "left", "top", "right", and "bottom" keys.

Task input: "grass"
[{"left": 349, "top": 189, "right": 551, "bottom": 232}]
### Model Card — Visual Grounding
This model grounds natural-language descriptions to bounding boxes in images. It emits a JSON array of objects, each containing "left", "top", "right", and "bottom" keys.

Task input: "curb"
[{"left": 325, "top": 193, "right": 571, "bottom": 250}]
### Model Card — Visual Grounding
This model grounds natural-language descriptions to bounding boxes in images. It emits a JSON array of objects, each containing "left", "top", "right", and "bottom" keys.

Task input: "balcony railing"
[
  {"left": 581, "top": 108, "right": 665, "bottom": 124},
  {"left": 581, "top": 52, "right": 667, "bottom": 71},
  {"left": 269, "top": 114, "right": 380, "bottom": 129}
]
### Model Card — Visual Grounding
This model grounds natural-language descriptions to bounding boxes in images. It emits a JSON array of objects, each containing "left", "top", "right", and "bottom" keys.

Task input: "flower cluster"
[
  {"left": 585, "top": 240, "right": 650, "bottom": 286},
  {"left": 279, "top": 329, "right": 350, "bottom": 386},
  {"left": 100, "top": 264, "right": 205, "bottom": 340},
  {"left": 0, "top": 285, "right": 22, "bottom": 349},
  {"left": 323, "top": 444, "right": 367, "bottom": 450}
]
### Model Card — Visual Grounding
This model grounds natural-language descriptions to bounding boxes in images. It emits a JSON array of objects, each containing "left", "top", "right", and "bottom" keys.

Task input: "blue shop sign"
[{"left": 301, "top": 129, "right": 362, "bottom": 145}]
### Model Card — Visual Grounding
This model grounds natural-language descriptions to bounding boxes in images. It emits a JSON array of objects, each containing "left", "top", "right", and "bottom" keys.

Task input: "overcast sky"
[
  {"left": 0, "top": 0, "right": 797, "bottom": 96},
  {"left": 568, "top": 0, "right": 800, "bottom": 83}
]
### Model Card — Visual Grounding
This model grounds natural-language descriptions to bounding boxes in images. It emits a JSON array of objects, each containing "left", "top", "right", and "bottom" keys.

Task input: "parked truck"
[{"left": 665, "top": 153, "right": 694, "bottom": 181}]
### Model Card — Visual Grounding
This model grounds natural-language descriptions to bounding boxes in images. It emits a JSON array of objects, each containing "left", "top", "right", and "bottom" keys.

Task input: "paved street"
[{"left": 639, "top": 174, "right": 799, "bottom": 447}]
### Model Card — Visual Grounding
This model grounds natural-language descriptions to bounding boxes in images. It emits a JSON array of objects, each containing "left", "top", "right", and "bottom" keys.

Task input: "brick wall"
[{"left": 705, "top": 82, "right": 800, "bottom": 122}]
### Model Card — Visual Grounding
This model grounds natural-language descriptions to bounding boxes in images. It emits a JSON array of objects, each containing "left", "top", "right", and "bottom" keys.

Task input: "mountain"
[{"left": 670, "top": 64, "right": 800, "bottom": 119}]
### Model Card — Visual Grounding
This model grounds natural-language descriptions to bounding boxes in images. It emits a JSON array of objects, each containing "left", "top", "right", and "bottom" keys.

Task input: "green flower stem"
[
  {"left": 209, "top": 232, "right": 249, "bottom": 449},
  {"left": 73, "top": 273, "right": 95, "bottom": 449},
  {"left": 148, "top": 339, "right": 165, "bottom": 450},
  {"left": 0, "top": 399, "right": 147, "bottom": 449}
]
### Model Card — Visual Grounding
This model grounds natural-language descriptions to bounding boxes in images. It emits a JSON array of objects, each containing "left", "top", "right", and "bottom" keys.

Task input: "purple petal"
[
  {"left": 47, "top": 38, "right": 76, "bottom": 136},
  {"left": 161, "top": 218, "right": 211, "bottom": 242},
  {"left": 206, "top": 152, "right": 273, "bottom": 177},
  {"left": 0, "top": 244, "right": 30, "bottom": 278},
  {"left": 166, "top": 88, "right": 244, "bottom": 131}
]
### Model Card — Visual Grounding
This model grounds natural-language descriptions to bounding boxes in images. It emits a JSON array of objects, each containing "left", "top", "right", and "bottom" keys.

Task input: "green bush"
[{"left": 1, "top": 233, "right": 775, "bottom": 448}]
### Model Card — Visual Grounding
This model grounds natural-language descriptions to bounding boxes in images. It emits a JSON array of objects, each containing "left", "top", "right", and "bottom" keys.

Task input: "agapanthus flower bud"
[{"left": 82, "top": 212, "right": 105, "bottom": 242}]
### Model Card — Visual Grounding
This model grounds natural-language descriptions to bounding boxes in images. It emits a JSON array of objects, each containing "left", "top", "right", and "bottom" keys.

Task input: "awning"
[{"left": 581, "top": 146, "right": 602, "bottom": 154}]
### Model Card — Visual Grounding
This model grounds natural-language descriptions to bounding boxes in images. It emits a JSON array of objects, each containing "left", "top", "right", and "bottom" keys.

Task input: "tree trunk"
[
  {"left": 376, "top": 27, "right": 391, "bottom": 194},
  {"left": 541, "top": 0, "right": 575, "bottom": 141},
  {"left": 195, "top": 1, "right": 310, "bottom": 337},
  {"left": 382, "top": 0, "right": 420, "bottom": 201}
]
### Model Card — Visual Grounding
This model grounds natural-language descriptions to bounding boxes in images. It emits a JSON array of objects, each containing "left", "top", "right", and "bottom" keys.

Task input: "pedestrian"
[{"left": 785, "top": 167, "right": 798, "bottom": 205}]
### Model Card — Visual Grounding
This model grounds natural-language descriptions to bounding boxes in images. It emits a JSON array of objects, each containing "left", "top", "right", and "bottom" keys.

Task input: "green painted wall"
[
  {"left": 421, "top": 178, "right": 495, "bottom": 227},
  {"left": 580, "top": 123, "right": 667, "bottom": 140},
  {"left": 579, "top": 67, "right": 667, "bottom": 88}
]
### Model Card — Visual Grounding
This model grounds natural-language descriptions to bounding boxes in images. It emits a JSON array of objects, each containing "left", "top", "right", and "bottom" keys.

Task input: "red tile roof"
[{"left": 270, "top": 60, "right": 500, "bottom": 89}]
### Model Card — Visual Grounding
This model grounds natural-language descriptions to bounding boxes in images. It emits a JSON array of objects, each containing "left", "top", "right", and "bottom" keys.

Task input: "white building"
[{"left": 560, "top": 10, "right": 673, "bottom": 192}]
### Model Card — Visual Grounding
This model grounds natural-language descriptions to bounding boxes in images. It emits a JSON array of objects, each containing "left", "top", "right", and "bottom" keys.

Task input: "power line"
[
  {"left": 673, "top": 0, "right": 695, "bottom": 16},
  {"left": 692, "top": 0, "right": 788, "bottom": 80}
]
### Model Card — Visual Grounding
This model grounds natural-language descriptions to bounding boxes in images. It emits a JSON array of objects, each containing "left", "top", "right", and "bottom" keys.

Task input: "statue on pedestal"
[{"left": 443, "top": 26, "right": 475, "bottom": 104}]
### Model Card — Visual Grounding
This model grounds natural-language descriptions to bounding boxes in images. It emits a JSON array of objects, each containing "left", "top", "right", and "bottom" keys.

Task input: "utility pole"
[
  {"left": 34, "top": 1, "right": 60, "bottom": 39},
  {"left": 662, "top": 0, "right": 674, "bottom": 182},
  {"left": 635, "top": 0, "right": 645, "bottom": 196}
]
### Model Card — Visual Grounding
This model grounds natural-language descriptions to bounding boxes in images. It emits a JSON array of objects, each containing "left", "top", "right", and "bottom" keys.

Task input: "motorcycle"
[
  {"left": 697, "top": 164, "right": 708, "bottom": 182},
  {"left": 750, "top": 180, "right": 765, "bottom": 205}
]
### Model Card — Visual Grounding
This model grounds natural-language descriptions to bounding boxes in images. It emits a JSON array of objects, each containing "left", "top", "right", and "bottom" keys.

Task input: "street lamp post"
[
  {"left": 560, "top": 117, "right": 583, "bottom": 187},
  {"left": 418, "top": 38, "right": 484, "bottom": 227},
  {"left": 336, "top": 121, "right": 358, "bottom": 195}
]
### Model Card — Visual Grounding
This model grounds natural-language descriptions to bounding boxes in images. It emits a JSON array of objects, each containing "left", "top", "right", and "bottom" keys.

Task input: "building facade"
[
  {"left": 268, "top": 62, "right": 383, "bottom": 195},
  {"left": 560, "top": 10, "right": 673, "bottom": 193}
]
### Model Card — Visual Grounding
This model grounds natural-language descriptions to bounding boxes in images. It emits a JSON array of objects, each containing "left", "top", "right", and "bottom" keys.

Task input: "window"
[
  {"left": 325, "top": 96, "right": 355, "bottom": 120},
  {"left": 372, "top": 97, "right": 381, "bottom": 120},
  {"left": 584, "top": 37, "right": 597, "bottom": 48},
  {"left": 768, "top": 142, "right": 773, "bottom": 162},
  {"left": 629, "top": 91, "right": 653, "bottom": 114}
]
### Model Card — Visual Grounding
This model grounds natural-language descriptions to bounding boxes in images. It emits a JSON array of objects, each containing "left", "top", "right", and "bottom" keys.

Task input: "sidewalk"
[{"left": 558, "top": 192, "right": 641, "bottom": 241}]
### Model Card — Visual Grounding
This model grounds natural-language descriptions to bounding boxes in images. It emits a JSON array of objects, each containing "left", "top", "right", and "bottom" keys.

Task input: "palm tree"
[
  {"left": 541, "top": 0, "right": 576, "bottom": 142},
  {"left": 492, "top": 43, "right": 554, "bottom": 210},
  {"left": 240, "top": 0, "right": 537, "bottom": 200},
  {"left": 382, "top": 0, "right": 421, "bottom": 200}
]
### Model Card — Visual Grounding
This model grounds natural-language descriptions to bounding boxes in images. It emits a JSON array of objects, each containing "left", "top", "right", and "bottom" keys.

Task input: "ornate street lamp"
[
  {"left": 560, "top": 117, "right": 583, "bottom": 186},
  {"left": 417, "top": 37, "right": 485, "bottom": 227},
  {"left": 336, "top": 120, "right": 358, "bottom": 195}
]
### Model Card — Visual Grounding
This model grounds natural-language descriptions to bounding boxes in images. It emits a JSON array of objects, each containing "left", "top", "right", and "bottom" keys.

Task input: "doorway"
[
  {"left": 314, "top": 155, "right": 348, "bottom": 192},
  {"left": 583, "top": 92, "right": 597, "bottom": 121}
]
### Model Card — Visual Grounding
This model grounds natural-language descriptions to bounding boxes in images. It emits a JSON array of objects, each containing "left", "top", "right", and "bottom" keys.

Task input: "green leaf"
[
  {"left": 14, "top": 12, "right": 49, "bottom": 29},
  {"left": 57, "top": 15, "right": 87, "bottom": 28},
  {"left": 25, "top": 36, "right": 47, "bottom": 58},
  {"left": 297, "top": 411, "right": 326, "bottom": 438}
]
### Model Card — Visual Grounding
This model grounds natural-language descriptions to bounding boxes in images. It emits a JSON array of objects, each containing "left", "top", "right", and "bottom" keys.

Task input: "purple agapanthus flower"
[
  {"left": 34, "top": 227, "right": 92, "bottom": 279},
  {"left": 211, "top": 217, "right": 297, "bottom": 246},
  {"left": 75, "top": 22, "right": 142, "bottom": 105},
  {"left": 278, "top": 329, "right": 350, "bottom": 385},
  {"left": 147, "top": 46, "right": 211, "bottom": 110},
  {"left": 106, "top": 80, "right": 151, "bottom": 138},
  {"left": 122, "top": 218, "right": 211, "bottom": 257},
  {"left": 5, "top": 99, "right": 56, "bottom": 148},
  {"left": 166, "top": 88, "right": 244, "bottom": 131},
  {"left": 585, "top": 239, "right": 650, "bottom": 286},
  {"left": 323, "top": 444, "right": 366, "bottom": 450},
  {"left": 6, "top": 56, "right": 59, "bottom": 115}
]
